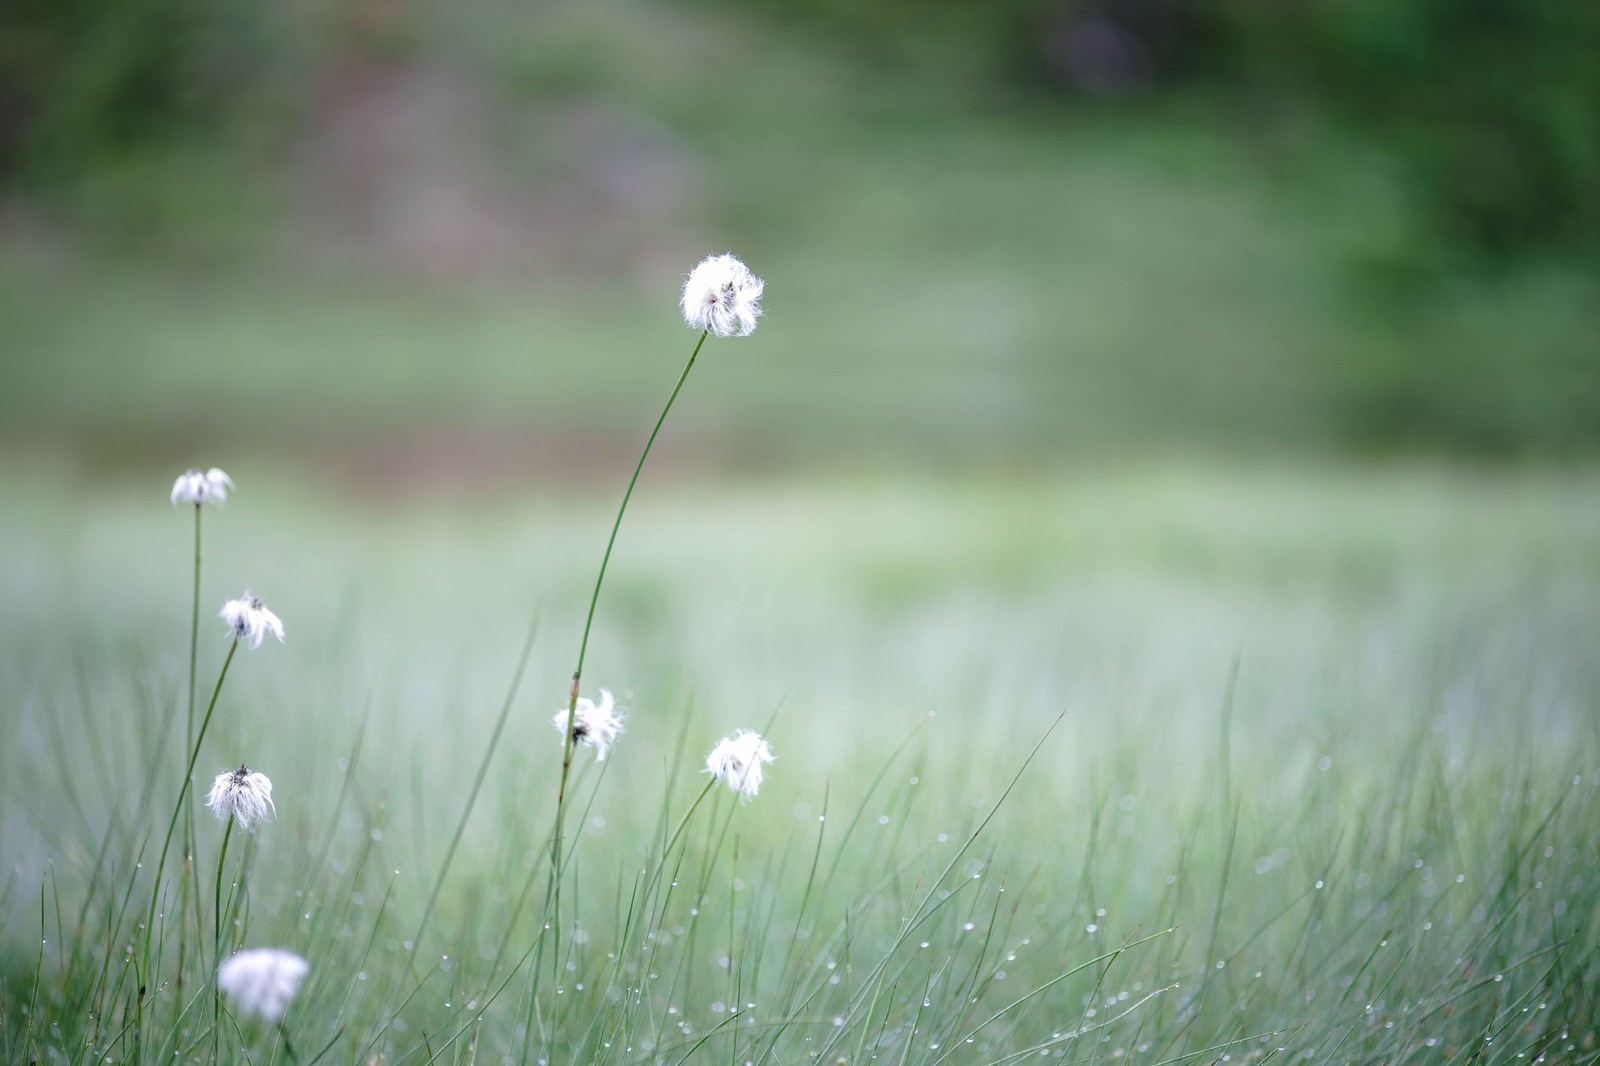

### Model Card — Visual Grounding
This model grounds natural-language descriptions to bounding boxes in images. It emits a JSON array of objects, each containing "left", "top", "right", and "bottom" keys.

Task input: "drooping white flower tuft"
[
  {"left": 553, "top": 689, "right": 625, "bottom": 760},
  {"left": 220, "top": 593, "right": 284, "bottom": 649},
  {"left": 681, "top": 253, "right": 764, "bottom": 337},
  {"left": 206, "top": 765, "right": 276, "bottom": 831},
  {"left": 704, "top": 729, "right": 775, "bottom": 800},
  {"left": 171, "top": 468, "right": 234, "bottom": 506},
  {"left": 216, "top": 947, "right": 309, "bottom": 1023}
]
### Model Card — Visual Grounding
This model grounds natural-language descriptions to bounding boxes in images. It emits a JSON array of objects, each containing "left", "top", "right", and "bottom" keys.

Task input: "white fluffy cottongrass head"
[
  {"left": 206, "top": 765, "right": 276, "bottom": 831},
  {"left": 553, "top": 689, "right": 625, "bottom": 760},
  {"left": 681, "top": 253, "right": 764, "bottom": 337},
  {"left": 171, "top": 467, "right": 234, "bottom": 506},
  {"left": 705, "top": 729, "right": 775, "bottom": 800},
  {"left": 220, "top": 593, "right": 284, "bottom": 649},
  {"left": 216, "top": 947, "right": 309, "bottom": 1024}
]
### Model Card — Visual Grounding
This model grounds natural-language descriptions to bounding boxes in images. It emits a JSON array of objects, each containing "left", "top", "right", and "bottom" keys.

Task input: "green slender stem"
[
  {"left": 188, "top": 504, "right": 202, "bottom": 767},
  {"left": 177, "top": 503, "right": 201, "bottom": 999},
  {"left": 660, "top": 780, "right": 717, "bottom": 870},
  {"left": 212, "top": 817, "right": 233, "bottom": 1066},
  {"left": 569, "top": 329, "right": 707, "bottom": 697},
  {"left": 526, "top": 329, "right": 708, "bottom": 1064},
  {"left": 145, "top": 640, "right": 239, "bottom": 973}
]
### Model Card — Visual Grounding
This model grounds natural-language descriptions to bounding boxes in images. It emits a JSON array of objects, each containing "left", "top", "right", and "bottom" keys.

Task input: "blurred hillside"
[{"left": 1, "top": 0, "right": 1597, "bottom": 472}]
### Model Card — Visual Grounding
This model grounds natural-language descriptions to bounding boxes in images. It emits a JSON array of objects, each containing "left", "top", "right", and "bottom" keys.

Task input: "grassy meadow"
[
  {"left": 2, "top": 460, "right": 1597, "bottom": 1063},
  {"left": 2, "top": 3, "right": 1598, "bottom": 1055}
]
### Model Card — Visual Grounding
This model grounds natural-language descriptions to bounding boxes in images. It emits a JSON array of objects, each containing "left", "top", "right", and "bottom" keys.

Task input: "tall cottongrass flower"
[
  {"left": 171, "top": 467, "right": 234, "bottom": 506},
  {"left": 681, "top": 253, "right": 764, "bottom": 337},
  {"left": 531, "top": 253, "right": 766, "bottom": 1052},
  {"left": 216, "top": 948, "right": 309, "bottom": 1023},
  {"left": 552, "top": 689, "right": 624, "bottom": 760},
  {"left": 706, "top": 730, "right": 775, "bottom": 799},
  {"left": 220, "top": 593, "right": 285, "bottom": 649},
  {"left": 206, "top": 765, "right": 276, "bottom": 831}
]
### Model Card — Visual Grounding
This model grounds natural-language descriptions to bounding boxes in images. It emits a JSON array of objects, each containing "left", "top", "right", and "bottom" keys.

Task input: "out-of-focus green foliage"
[
  {"left": 741, "top": 0, "right": 1600, "bottom": 261},
  {"left": 0, "top": 0, "right": 1595, "bottom": 461}
]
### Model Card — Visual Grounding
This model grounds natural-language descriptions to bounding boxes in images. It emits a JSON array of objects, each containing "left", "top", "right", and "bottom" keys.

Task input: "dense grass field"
[{"left": 1, "top": 462, "right": 1596, "bottom": 1063}]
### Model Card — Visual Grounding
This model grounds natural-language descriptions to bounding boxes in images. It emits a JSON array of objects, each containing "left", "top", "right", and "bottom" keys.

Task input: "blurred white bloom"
[
  {"left": 553, "top": 689, "right": 625, "bottom": 760},
  {"left": 171, "top": 467, "right": 234, "bottom": 506},
  {"left": 216, "top": 947, "right": 309, "bottom": 1023},
  {"left": 220, "top": 593, "right": 284, "bottom": 649},
  {"left": 705, "top": 730, "right": 774, "bottom": 799},
  {"left": 681, "top": 253, "right": 764, "bottom": 337},
  {"left": 206, "top": 765, "right": 276, "bottom": 831}
]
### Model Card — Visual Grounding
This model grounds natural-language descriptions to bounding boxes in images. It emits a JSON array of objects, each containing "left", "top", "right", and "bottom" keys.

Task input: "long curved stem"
[
  {"left": 145, "top": 640, "right": 238, "bottom": 969},
  {"left": 177, "top": 503, "right": 201, "bottom": 998},
  {"left": 572, "top": 328, "right": 709, "bottom": 696},
  {"left": 527, "top": 329, "right": 708, "bottom": 1063}
]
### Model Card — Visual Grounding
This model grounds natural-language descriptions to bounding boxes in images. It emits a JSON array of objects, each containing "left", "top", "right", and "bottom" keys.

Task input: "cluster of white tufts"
[
  {"left": 553, "top": 689, "right": 626, "bottom": 760},
  {"left": 171, "top": 467, "right": 234, "bottom": 507},
  {"left": 681, "top": 253, "right": 765, "bottom": 338},
  {"left": 705, "top": 729, "right": 776, "bottom": 800},
  {"left": 217, "top": 948, "right": 310, "bottom": 1023},
  {"left": 220, "top": 593, "right": 285, "bottom": 649},
  {"left": 206, "top": 765, "right": 277, "bottom": 831}
]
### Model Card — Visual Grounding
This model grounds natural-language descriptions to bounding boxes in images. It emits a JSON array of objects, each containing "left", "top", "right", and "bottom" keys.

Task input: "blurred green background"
[{"left": 2, "top": 0, "right": 1597, "bottom": 472}]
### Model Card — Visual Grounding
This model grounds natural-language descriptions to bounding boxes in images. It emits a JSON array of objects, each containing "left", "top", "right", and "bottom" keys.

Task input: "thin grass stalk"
[
  {"left": 211, "top": 816, "right": 234, "bottom": 1066},
  {"left": 143, "top": 640, "right": 239, "bottom": 989}
]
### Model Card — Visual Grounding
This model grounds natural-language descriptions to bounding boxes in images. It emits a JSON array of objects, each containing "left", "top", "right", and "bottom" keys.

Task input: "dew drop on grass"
[
  {"left": 963, "top": 922, "right": 975, "bottom": 931},
  {"left": 878, "top": 815, "right": 889, "bottom": 826}
]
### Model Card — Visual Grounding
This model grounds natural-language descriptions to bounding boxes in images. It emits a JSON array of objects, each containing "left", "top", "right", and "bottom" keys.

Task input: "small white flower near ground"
[
  {"left": 681, "top": 253, "right": 764, "bottom": 337},
  {"left": 220, "top": 593, "right": 284, "bottom": 649},
  {"left": 554, "top": 689, "right": 625, "bottom": 760},
  {"left": 216, "top": 948, "right": 309, "bottom": 1023},
  {"left": 171, "top": 468, "right": 234, "bottom": 506},
  {"left": 206, "top": 765, "right": 276, "bottom": 831},
  {"left": 705, "top": 730, "right": 775, "bottom": 799}
]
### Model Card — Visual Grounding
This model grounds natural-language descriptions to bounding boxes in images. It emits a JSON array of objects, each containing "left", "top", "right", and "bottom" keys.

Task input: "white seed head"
[
  {"left": 216, "top": 947, "right": 309, "bottom": 1023},
  {"left": 681, "top": 253, "right": 764, "bottom": 337},
  {"left": 220, "top": 593, "right": 285, "bottom": 649},
  {"left": 171, "top": 467, "right": 234, "bottom": 506},
  {"left": 705, "top": 729, "right": 775, "bottom": 800},
  {"left": 553, "top": 689, "right": 625, "bottom": 760},
  {"left": 206, "top": 765, "right": 276, "bottom": 831}
]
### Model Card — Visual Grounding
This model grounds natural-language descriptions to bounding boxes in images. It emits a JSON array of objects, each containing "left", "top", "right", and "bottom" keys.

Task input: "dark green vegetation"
[{"left": 1, "top": 0, "right": 1598, "bottom": 462}]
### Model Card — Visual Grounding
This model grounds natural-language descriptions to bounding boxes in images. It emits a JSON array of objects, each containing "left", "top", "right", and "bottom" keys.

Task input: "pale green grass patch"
[{"left": 1, "top": 464, "right": 1596, "bottom": 1062}]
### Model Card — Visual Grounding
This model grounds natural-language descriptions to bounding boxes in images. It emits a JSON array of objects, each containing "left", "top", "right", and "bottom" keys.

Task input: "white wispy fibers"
[
  {"left": 171, "top": 467, "right": 234, "bottom": 506},
  {"left": 681, "top": 253, "right": 764, "bottom": 337},
  {"left": 220, "top": 593, "right": 284, "bottom": 649},
  {"left": 705, "top": 730, "right": 775, "bottom": 799},
  {"left": 206, "top": 765, "right": 276, "bottom": 831},
  {"left": 216, "top": 948, "right": 309, "bottom": 1023},
  {"left": 553, "top": 689, "right": 625, "bottom": 760}
]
